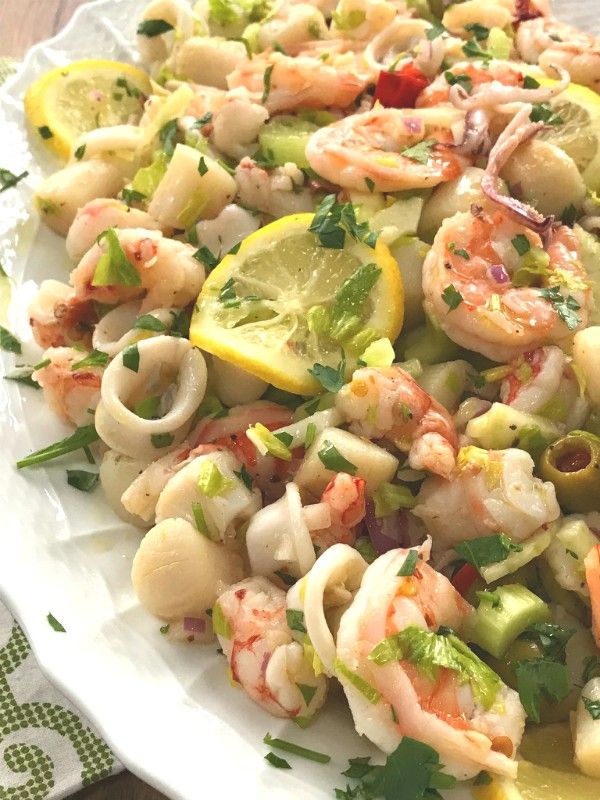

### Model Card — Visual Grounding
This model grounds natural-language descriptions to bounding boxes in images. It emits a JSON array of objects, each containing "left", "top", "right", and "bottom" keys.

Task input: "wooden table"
[{"left": 0, "top": 2, "right": 167, "bottom": 798}]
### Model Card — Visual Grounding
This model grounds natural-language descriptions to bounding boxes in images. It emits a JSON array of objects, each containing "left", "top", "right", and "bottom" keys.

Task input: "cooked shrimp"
[
  {"left": 215, "top": 577, "right": 327, "bottom": 718},
  {"left": 413, "top": 446, "right": 560, "bottom": 551},
  {"left": 584, "top": 545, "right": 600, "bottom": 648},
  {"left": 336, "top": 546, "right": 525, "bottom": 779},
  {"left": 66, "top": 199, "right": 164, "bottom": 263},
  {"left": 311, "top": 473, "right": 366, "bottom": 551},
  {"left": 226, "top": 50, "right": 368, "bottom": 113},
  {"left": 28, "top": 280, "right": 97, "bottom": 350},
  {"left": 70, "top": 228, "right": 205, "bottom": 312},
  {"left": 191, "top": 401, "right": 300, "bottom": 501},
  {"left": 305, "top": 106, "right": 468, "bottom": 193},
  {"left": 516, "top": 17, "right": 600, "bottom": 94},
  {"left": 499, "top": 345, "right": 588, "bottom": 425},
  {"left": 32, "top": 346, "right": 104, "bottom": 426},
  {"left": 336, "top": 366, "right": 459, "bottom": 479},
  {"left": 423, "top": 208, "right": 590, "bottom": 362}
]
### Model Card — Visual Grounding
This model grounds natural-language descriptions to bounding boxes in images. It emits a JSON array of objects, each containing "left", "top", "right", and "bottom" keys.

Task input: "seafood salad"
[{"left": 5, "top": 0, "right": 600, "bottom": 794}]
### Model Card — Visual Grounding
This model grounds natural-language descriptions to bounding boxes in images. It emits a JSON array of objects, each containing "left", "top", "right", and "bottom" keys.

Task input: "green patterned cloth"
[{"left": 0, "top": 58, "right": 121, "bottom": 799}]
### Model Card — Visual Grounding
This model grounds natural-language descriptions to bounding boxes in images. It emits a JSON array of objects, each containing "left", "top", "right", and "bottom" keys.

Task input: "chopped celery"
[
  {"left": 131, "top": 152, "right": 168, "bottom": 198},
  {"left": 417, "top": 360, "right": 469, "bottom": 411},
  {"left": 398, "top": 317, "right": 463, "bottom": 364},
  {"left": 467, "top": 584, "right": 551, "bottom": 658},
  {"left": 479, "top": 527, "right": 554, "bottom": 584},
  {"left": 466, "top": 402, "right": 562, "bottom": 456},
  {"left": 575, "top": 225, "right": 600, "bottom": 325},
  {"left": 257, "top": 116, "right": 318, "bottom": 168}
]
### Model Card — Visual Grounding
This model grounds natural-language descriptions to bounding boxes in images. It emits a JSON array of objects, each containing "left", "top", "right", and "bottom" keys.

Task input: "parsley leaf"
[
  {"left": 262, "top": 64, "right": 274, "bottom": 103},
  {"left": 263, "top": 732, "right": 330, "bottom": 764},
  {"left": 441, "top": 284, "right": 463, "bottom": 310},
  {"left": 582, "top": 656, "right": 600, "bottom": 683},
  {"left": 308, "top": 359, "right": 346, "bottom": 392},
  {"left": 523, "top": 75, "right": 540, "bottom": 89},
  {"left": 0, "top": 167, "right": 28, "bottom": 193},
  {"left": 17, "top": 425, "right": 99, "bottom": 469},
  {"left": 71, "top": 350, "right": 109, "bottom": 370},
  {"left": 151, "top": 432, "right": 175, "bottom": 448},
  {"left": 583, "top": 696, "right": 600, "bottom": 720},
  {"left": 465, "top": 22, "right": 490, "bottom": 41},
  {"left": 318, "top": 441, "right": 357, "bottom": 474},
  {"left": 512, "top": 233, "right": 531, "bottom": 256},
  {"left": 0, "top": 325, "right": 22, "bottom": 354},
  {"left": 286, "top": 609, "right": 307, "bottom": 634},
  {"left": 426, "top": 21, "right": 446, "bottom": 40},
  {"left": 397, "top": 550, "right": 418, "bottom": 576},
  {"left": 159, "top": 118, "right": 179, "bottom": 158},
  {"left": 309, "top": 194, "right": 378, "bottom": 249},
  {"left": 400, "top": 139, "right": 436, "bottom": 165},
  {"left": 265, "top": 751, "right": 291, "bottom": 769},
  {"left": 234, "top": 464, "right": 253, "bottom": 490},
  {"left": 193, "top": 246, "right": 219, "bottom": 272},
  {"left": 122, "top": 343, "right": 140, "bottom": 372},
  {"left": 455, "top": 533, "right": 522, "bottom": 571},
  {"left": 133, "top": 314, "right": 168, "bottom": 333},
  {"left": 66, "top": 470, "right": 99, "bottom": 492},
  {"left": 74, "top": 144, "right": 86, "bottom": 160},
  {"left": 462, "top": 39, "right": 492, "bottom": 60},
  {"left": 444, "top": 71, "right": 473, "bottom": 93},
  {"left": 121, "top": 188, "right": 146, "bottom": 206},
  {"left": 198, "top": 156, "right": 209, "bottom": 176},
  {"left": 538, "top": 285, "right": 581, "bottom": 330},
  {"left": 515, "top": 659, "right": 570, "bottom": 722},
  {"left": 530, "top": 103, "right": 563, "bottom": 126},
  {"left": 47, "top": 613, "right": 66, "bottom": 632},
  {"left": 38, "top": 125, "right": 53, "bottom": 140},
  {"left": 137, "top": 18, "right": 174, "bottom": 36},
  {"left": 92, "top": 228, "right": 142, "bottom": 287},
  {"left": 519, "top": 623, "right": 574, "bottom": 663}
]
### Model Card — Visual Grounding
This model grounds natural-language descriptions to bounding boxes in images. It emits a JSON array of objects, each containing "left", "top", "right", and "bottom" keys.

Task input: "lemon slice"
[
  {"left": 472, "top": 774, "right": 522, "bottom": 800},
  {"left": 189, "top": 213, "right": 404, "bottom": 395},
  {"left": 535, "top": 78, "right": 600, "bottom": 190},
  {"left": 24, "top": 59, "right": 151, "bottom": 159}
]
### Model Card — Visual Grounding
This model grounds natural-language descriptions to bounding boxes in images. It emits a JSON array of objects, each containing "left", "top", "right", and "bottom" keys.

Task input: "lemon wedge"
[
  {"left": 24, "top": 59, "right": 151, "bottom": 159},
  {"left": 190, "top": 213, "right": 404, "bottom": 395},
  {"left": 535, "top": 78, "right": 600, "bottom": 190}
]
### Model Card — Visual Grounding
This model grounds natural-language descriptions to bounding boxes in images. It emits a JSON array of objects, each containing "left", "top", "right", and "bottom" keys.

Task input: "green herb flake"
[
  {"left": 465, "top": 22, "right": 490, "bottom": 41},
  {"left": 515, "top": 658, "right": 570, "bottom": 722},
  {"left": 0, "top": 168, "right": 28, "bottom": 193},
  {"left": 512, "top": 233, "right": 531, "bottom": 256},
  {"left": 297, "top": 683, "right": 317, "bottom": 706},
  {"left": 274, "top": 569, "right": 296, "bottom": 586},
  {"left": 308, "top": 359, "right": 346, "bottom": 393},
  {"left": 334, "top": 659, "right": 381, "bottom": 704},
  {"left": 444, "top": 71, "right": 473, "bottom": 93},
  {"left": 263, "top": 732, "right": 330, "bottom": 764},
  {"left": 462, "top": 39, "right": 492, "bottom": 60},
  {"left": 583, "top": 696, "right": 600, "bottom": 720},
  {"left": 66, "top": 470, "right": 99, "bottom": 492},
  {"left": 308, "top": 194, "right": 378, "bottom": 250},
  {"left": 4, "top": 368, "right": 39, "bottom": 389},
  {"left": 530, "top": 102, "right": 563, "bottom": 126},
  {"left": 234, "top": 464, "right": 253, "bottom": 490},
  {"left": 137, "top": 18, "right": 174, "bottom": 36},
  {"left": 0, "top": 325, "right": 22, "bottom": 354},
  {"left": 448, "top": 242, "right": 470, "bottom": 259},
  {"left": 71, "top": 350, "right": 109, "bottom": 370},
  {"left": 133, "top": 314, "right": 168, "bottom": 332},
  {"left": 121, "top": 188, "right": 146, "bottom": 206},
  {"left": 159, "top": 118, "right": 179, "bottom": 158},
  {"left": 365, "top": 177, "right": 375, "bottom": 193},
  {"left": 286, "top": 608, "right": 307, "bottom": 634},
  {"left": 539, "top": 285, "right": 581, "bottom": 330},
  {"left": 192, "top": 111, "right": 213, "bottom": 129},
  {"left": 47, "top": 613, "right": 66, "bottom": 633},
  {"left": 92, "top": 228, "right": 142, "bottom": 287},
  {"left": 455, "top": 533, "right": 522, "bottom": 571},
  {"left": 17, "top": 425, "right": 99, "bottom": 469},
  {"left": 397, "top": 549, "right": 418, "bottom": 577},
  {"left": 134, "top": 396, "right": 161, "bottom": 420},
  {"left": 74, "top": 144, "right": 86, "bottom": 160},
  {"left": 151, "top": 432, "right": 175, "bottom": 448},
  {"left": 262, "top": 64, "right": 274, "bottom": 103},
  {"left": 198, "top": 156, "right": 209, "bottom": 176},
  {"left": 441, "top": 284, "right": 463, "bottom": 311},
  {"left": 582, "top": 656, "right": 600, "bottom": 683},
  {"left": 122, "top": 343, "right": 140, "bottom": 372},
  {"left": 561, "top": 204, "right": 578, "bottom": 226},
  {"left": 265, "top": 752, "right": 291, "bottom": 769},
  {"left": 519, "top": 623, "right": 574, "bottom": 663},
  {"left": 523, "top": 75, "right": 540, "bottom": 89},
  {"left": 426, "top": 21, "right": 447, "bottom": 40},
  {"left": 38, "top": 125, "right": 53, "bottom": 140},
  {"left": 317, "top": 440, "right": 357, "bottom": 474},
  {"left": 354, "top": 536, "right": 378, "bottom": 564},
  {"left": 159, "top": 624, "right": 170, "bottom": 635},
  {"left": 304, "top": 422, "right": 317, "bottom": 448},
  {"left": 400, "top": 139, "right": 437, "bottom": 165}
]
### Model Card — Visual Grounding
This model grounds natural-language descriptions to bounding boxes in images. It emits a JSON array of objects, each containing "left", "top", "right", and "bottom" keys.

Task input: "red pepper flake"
[{"left": 374, "top": 63, "right": 430, "bottom": 109}]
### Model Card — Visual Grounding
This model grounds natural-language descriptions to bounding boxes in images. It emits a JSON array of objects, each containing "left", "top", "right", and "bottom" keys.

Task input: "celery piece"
[
  {"left": 466, "top": 402, "right": 562, "bottom": 455},
  {"left": 467, "top": 584, "right": 551, "bottom": 659},
  {"left": 417, "top": 360, "right": 469, "bottom": 411},
  {"left": 479, "top": 527, "right": 553, "bottom": 584},
  {"left": 257, "top": 116, "right": 318, "bottom": 169},
  {"left": 399, "top": 318, "right": 463, "bottom": 365}
]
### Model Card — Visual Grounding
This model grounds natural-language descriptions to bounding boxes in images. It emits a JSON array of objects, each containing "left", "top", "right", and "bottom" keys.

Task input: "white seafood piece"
[
  {"left": 99, "top": 450, "right": 151, "bottom": 528},
  {"left": 195, "top": 204, "right": 260, "bottom": 260},
  {"left": 92, "top": 302, "right": 177, "bottom": 358}
]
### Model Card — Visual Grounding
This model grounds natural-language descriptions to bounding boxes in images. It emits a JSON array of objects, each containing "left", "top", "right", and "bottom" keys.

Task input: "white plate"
[{"left": 0, "top": 2, "right": 598, "bottom": 798}]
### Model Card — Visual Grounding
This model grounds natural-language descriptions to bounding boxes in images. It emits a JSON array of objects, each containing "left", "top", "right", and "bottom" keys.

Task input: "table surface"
[{"left": 1, "top": 1, "right": 167, "bottom": 798}]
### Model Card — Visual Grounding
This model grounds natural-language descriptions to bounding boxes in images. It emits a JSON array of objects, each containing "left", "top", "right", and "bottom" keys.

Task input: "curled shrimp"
[
  {"left": 32, "top": 346, "right": 104, "bottom": 426},
  {"left": 66, "top": 198, "right": 164, "bottom": 263},
  {"left": 413, "top": 446, "right": 560, "bottom": 551},
  {"left": 422, "top": 209, "right": 590, "bottom": 363},
  {"left": 311, "top": 473, "right": 366, "bottom": 552},
  {"left": 584, "top": 545, "right": 600, "bottom": 648},
  {"left": 336, "top": 366, "right": 459, "bottom": 479},
  {"left": 226, "top": 50, "right": 368, "bottom": 114},
  {"left": 516, "top": 17, "right": 600, "bottom": 94},
  {"left": 70, "top": 228, "right": 204, "bottom": 312},
  {"left": 305, "top": 106, "right": 468, "bottom": 193},
  {"left": 336, "top": 546, "right": 525, "bottom": 779},
  {"left": 28, "top": 279, "right": 97, "bottom": 350},
  {"left": 214, "top": 577, "right": 327, "bottom": 718}
]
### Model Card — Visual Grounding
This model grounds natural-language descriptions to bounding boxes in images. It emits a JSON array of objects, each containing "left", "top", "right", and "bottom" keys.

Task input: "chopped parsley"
[
  {"left": 444, "top": 71, "right": 473, "bottom": 93},
  {"left": 0, "top": 325, "right": 22, "bottom": 354},
  {"left": 309, "top": 194, "right": 378, "bottom": 249},
  {"left": 263, "top": 732, "right": 330, "bottom": 764},
  {"left": 121, "top": 188, "right": 146, "bottom": 206},
  {"left": 465, "top": 22, "right": 490, "bottom": 41},
  {"left": 262, "top": 64, "right": 274, "bottom": 103},
  {"left": 122, "top": 343, "right": 140, "bottom": 372},
  {"left": 234, "top": 464, "right": 253, "bottom": 490},
  {"left": 538, "top": 285, "right": 581, "bottom": 330},
  {"left": 317, "top": 440, "right": 357, "bottom": 474},
  {"left": 38, "top": 125, "right": 53, "bottom": 140},
  {"left": 92, "top": 228, "right": 141, "bottom": 287},
  {"left": 0, "top": 168, "right": 28, "bottom": 193},
  {"left": 441, "top": 284, "right": 463, "bottom": 310},
  {"left": 308, "top": 359, "right": 346, "bottom": 392},
  {"left": 583, "top": 697, "right": 600, "bottom": 720},
  {"left": 448, "top": 242, "right": 470, "bottom": 259},
  {"left": 523, "top": 75, "right": 540, "bottom": 89},
  {"left": 455, "top": 533, "right": 522, "bottom": 572},
  {"left": 400, "top": 139, "right": 436, "bottom": 165},
  {"left": 151, "top": 432, "right": 175, "bottom": 448},
  {"left": 265, "top": 752, "right": 291, "bottom": 769},
  {"left": 512, "top": 233, "right": 531, "bottom": 256},
  {"left": 74, "top": 144, "right": 86, "bottom": 160},
  {"left": 198, "top": 156, "right": 209, "bottom": 176},
  {"left": 561, "top": 204, "right": 578, "bottom": 226},
  {"left": 47, "top": 613, "right": 66, "bottom": 632},
  {"left": 297, "top": 683, "right": 317, "bottom": 706},
  {"left": 582, "top": 656, "right": 600, "bottom": 683},
  {"left": 137, "top": 18, "right": 174, "bottom": 36},
  {"left": 515, "top": 658, "right": 570, "bottom": 722},
  {"left": 530, "top": 103, "right": 563, "bottom": 126},
  {"left": 4, "top": 368, "right": 39, "bottom": 388},
  {"left": 66, "top": 470, "right": 99, "bottom": 492},
  {"left": 159, "top": 118, "right": 179, "bottom": 158},
  {"left": 462, "top": 39, "right": 492, "bottom": 60},
  {"left": 426, "top": 21, "right": 447, "bottom": 40},
  {"left": 519, "top": 623, "right": 574, "bottom": 663},
  {"left": 194, "top": 246, "right": 219, "bottom": 272},
  {"left": 16, "top": 425, "right": 99, "bottom": 469},
  {"left": 365, "top": 177, "right": 375, "bottom": 192},
  {"left": 397, "top": 550, "right": 418, "bottom": 577},
  {"left": 286, "top": 608, "right": 307, "bottom": 634},
  {"left": 71, "top": 350, "right": 109, "bottom": 370},
  {"left": 133, "top": 314, "right": 168, "bottom": 333}
]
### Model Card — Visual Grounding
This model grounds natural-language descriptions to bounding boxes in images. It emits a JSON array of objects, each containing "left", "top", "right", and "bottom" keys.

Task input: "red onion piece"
[
  {"left": 515, "top": 0, "right": 543, "bottom": 21},
  {"left": 488, "top": 264, "right": 510, "bottom": 283},
  {"left": 183, "top": 616, "right": 206, "bottom": 633},
  {"left": 364, "top": 500, "right": 411, "bottom": 554}
]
